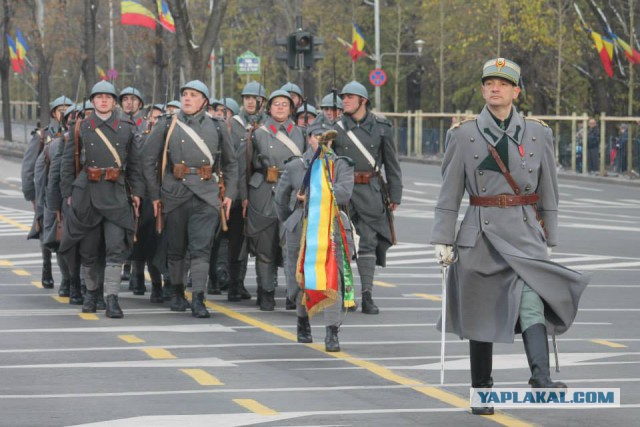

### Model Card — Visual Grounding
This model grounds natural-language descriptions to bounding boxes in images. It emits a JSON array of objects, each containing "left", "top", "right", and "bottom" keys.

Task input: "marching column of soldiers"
[{"left": 21, "top": 77, "right": 403, "bottom": 350}]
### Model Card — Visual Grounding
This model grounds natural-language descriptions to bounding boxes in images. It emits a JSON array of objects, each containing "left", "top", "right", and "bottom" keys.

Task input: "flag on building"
[
  {"left": 157, "top": 0, "right": 175, "bottom": 33},
  {"left": 349, "top": 22, "right": 366, "bottom": 62},
  {"left": 591, "top": 31, "right": 614, "bottom": 78},
  {"left": 6, "top": 35, "right": 22, "bottom": 74},
  {"left": 15, "top": 29, "right": 28, "bottom": 68},
  {"left": 121, "top": 0, "right": 156, "bottom": 29}
]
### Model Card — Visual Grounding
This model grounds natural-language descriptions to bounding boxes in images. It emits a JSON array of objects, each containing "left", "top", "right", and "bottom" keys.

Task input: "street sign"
[
  {"left": 369, "top": 68, "right": 387, "bottom": 87},
  {"left": 236, "top": 51, "right": 261, "bottom": 75},
  {"left": 107, "top": 69, "right": 118, "bottom": 81}
]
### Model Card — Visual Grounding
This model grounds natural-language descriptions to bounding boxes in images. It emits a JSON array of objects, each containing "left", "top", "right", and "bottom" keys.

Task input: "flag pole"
[{"left": 109, "top": 0, "right": 115, "bottom": 71}]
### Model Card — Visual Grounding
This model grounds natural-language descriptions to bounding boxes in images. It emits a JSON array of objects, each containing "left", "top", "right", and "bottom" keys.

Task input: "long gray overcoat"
[{"left": 431, "top": 106, "right": 590, "bottom": 343}]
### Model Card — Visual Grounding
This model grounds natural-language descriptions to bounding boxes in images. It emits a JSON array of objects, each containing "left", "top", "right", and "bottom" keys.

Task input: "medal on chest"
[{"left": 518, "top": 144, "right": 526, "bottom": 169}]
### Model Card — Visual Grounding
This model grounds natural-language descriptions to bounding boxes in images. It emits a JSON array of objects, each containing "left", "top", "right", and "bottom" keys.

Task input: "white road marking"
[
  {"left": 386, "top": 250, "right": 434, "bottom": 258},
  {"left": 561, "top": 223, "right": 640, "bottom": 233},
  {"left": 403, "top": 189, "right": 426, "bottom": 195},
  {"left": 0, "top": 357, "right": 236, "bottom": 369},
  {"left": 558, "top": 183, "right": 603, "bottom": 192},
  {"left": 413, "top": 182, "right": 442, "bottom": 188},
  {"left": 0, "top": 324, "right": 235, "bottom": 333}
]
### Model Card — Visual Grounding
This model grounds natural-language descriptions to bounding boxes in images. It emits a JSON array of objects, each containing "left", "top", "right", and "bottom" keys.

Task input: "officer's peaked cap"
[
  {"left": 482, "top": 58, "right": 521, "bottom": 86},
  {"left": 181, "top": 80, "right": 210, "bottom": 100}
]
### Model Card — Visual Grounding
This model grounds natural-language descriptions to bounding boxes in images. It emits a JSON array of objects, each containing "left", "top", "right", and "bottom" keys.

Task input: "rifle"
[
  {"left": 216, "top": 148, "right": 228, "bottom": 232},
  {"left": 73, "top": 97, "right": 87, "bottom": 178},
  {"left": 156, "top": 114, "right": 178, "bottom": 234},
  {"left": 376, "top": 170, "right": 397, "bottom": 246}
]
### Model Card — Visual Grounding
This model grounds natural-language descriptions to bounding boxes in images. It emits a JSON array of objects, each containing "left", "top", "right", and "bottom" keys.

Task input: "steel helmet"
[
  {"left": 242, "top": 81, "right": 267, "bottom": 98},
  {"left": 152, "top": 103, "right": 165, "bottom": 112},
  {"left": 166, "top": 100, "right": 181, "bottom": 109},
  {"left": 296, "top": 104, "right": 318, "bottom": 117},
  {"left": 320, "top": 93, "right": 344, "bottom": 110},
  {"left": 267, "top": 89, "right": 294, "bottom": 110},
  {"left": 50, "top": 96, "right": 73, "bottom": 112},
  {"left": 222, "top": 98, "right": 240, "bottom": 115},
  {"left": 180, "top": 80, "right": 210, "bottom": 100},
  {"left": 63, "top": 104, "right": 76, "bottom": 118},
  {"left": 89, "top": 81, "right": 117, "bottom": 100},
  {"left": 83, "top": 100, "right": 95, "bottom": 110},
  {"left": 280, "top": 82, "right": 303, "bottom": 98},
  {"left": 339, "top": 81, "right": 369, "bottom": 100},
  {"left": 118, "top": 87, "right": 145, "bottom": 106},
  {"left": 209, "top": 98, "right": 223, "bottom": 107}
]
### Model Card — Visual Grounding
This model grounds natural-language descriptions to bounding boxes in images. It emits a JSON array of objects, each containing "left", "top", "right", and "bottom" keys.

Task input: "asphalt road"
[{"left": 0, "top": 156, "right": 638, "bottom": 427}]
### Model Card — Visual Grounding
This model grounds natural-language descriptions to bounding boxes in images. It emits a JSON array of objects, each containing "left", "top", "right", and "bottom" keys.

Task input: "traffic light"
[
  {"left": 295, "top": 31, "right": 312, "bottom": 53},
  {"left": 276, "top": 34, "right": 297, "bottom": 70},
  {"left": 276, "top": 30, "right": 323, "bottom": 70},
  {"left": 304, "top": 36, "right": 324, "bottom": 69}
]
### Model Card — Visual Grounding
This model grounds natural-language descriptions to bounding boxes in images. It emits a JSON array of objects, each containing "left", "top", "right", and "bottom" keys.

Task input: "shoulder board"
[
  {"left": 335, "top": 155, "right": 355, "bottom": 166},
  {"left": 450, "top": 117, "right": 475, "bottom": 130},
  {"left": 525, "top": 117, "right": 550, "bottom": 128},
  {"left": 284, "top": 155, "right": 302, "bottom": 165},
  {"left": 374, "top": 115, "right": 392, "bottom": 126}
]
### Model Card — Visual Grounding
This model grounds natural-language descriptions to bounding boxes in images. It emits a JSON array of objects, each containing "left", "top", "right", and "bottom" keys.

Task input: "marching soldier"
[
  {"left": 149, "top": 104, "right": 165, "bottom": 127},
  {"left": 295, "top": 104, "right": 317, "bottom": 128},
  {"left": 245, "top": 89, "right": 305, "bottom": 311},
  {"left": 275, "top": 122, "right": 355, "bottom": 351},
  {"left": 226, "top": 81, "right": 267, "bottom": 301},
  {"left": 332, "top": 81, "right": 403, "bottom": 314},
  {"left": 315, "top": 93, "right": 344, "bottom": 125},
  {"left": 142, "top": 80, "right": 238, "bottom": 318},
  {"left": 280, "top": 82, "right": 304, "bottom": 109},
  {"left": 22, "top": 95, "right": 73, "bottom": 290},
  {"left": 166, "top": 101, "right": 181, "bottom": 114},
  {"left": 58, "top": 81, "right": 145, "bottom": 318},
  {"left": 222, "top": 98, "right": 240, "bottom": 121},
  {"left": 119, "top": 87, "right": 147, "bottom": 132},
  {"left": 208, "top": 99, "right": 226, "bottom": 119},
  {"left": 431, "top": 58, "right": 589, "bottom": 415}
]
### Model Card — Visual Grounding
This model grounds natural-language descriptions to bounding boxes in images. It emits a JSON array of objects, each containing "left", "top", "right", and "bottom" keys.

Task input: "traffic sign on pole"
[
  {"left": 369, "top": 68, "right": 387, "bottom": 87},
  {"left": 236, "top": 51, "right": 261, "bottom": 75}
]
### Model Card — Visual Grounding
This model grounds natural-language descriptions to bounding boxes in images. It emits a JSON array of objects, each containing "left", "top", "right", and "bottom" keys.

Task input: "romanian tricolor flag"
[
  {"left": 6, "top": 35, "right": 22, "bottom": 74},
  {"left": 96, "top": 65, "right": 107, "bottom": 80},
  {"left": 349, "top": 22, "right": 366, "bottom": 62},
  {"left": 591, "top": 31, "right": 614, "bottom": 78},
  {"left": 611, "top": 33, "right": 640, "bottom": 64},
  {"left": 297, "top": 141, "right": 355, "bottom": 318},
  {"left": 121, "top": 0, "right": 156, "bottom": 30},
  {"left": 15, "top": 29, "right": 28, "bottom": 68},
  {"left": 157, "top": 0, "right": 175, "bottom": 33}
]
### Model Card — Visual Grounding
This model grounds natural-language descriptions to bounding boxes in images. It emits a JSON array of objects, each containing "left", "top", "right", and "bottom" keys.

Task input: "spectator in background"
[
  {"left": 587, "top": 118, "right": 600, "bottom": 174},
  {"left": 615, "top": 124, "right": 628, "bottom": 174}
]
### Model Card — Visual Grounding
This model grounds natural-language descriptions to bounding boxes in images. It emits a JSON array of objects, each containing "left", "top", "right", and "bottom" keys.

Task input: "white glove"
[
  {"left": 547, "top": 246, "right": 553, "bottom": 257},
  {"left": 434, "top": 244, "right": 455, "bottom": 265}
]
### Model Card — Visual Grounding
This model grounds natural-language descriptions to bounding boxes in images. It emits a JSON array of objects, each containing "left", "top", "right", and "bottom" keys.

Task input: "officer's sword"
[
  {"left": 439, "top": 248, "right": 457, "bottom": 385},
  {"left": 552, "top": 334, "right": 560, "bottom": 373}
]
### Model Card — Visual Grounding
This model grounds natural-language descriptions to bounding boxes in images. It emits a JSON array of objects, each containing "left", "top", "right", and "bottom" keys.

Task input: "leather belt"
[
  {"left": 354, "top": 171, "right": 375, "bottom": 184},
  {"left": 173, "top": 164, "right": 213, "bottom": 181},
  {"left": 84, "top": 166, "right": 121, "bottom": 182},
  {"left": 470, "top": 193, "right": 540, "bottom": 208}
]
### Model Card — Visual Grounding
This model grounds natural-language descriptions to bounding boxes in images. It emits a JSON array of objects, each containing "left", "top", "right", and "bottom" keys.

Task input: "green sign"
[{"left": 236, "top": 51, "right": 261, "bottom": 75}]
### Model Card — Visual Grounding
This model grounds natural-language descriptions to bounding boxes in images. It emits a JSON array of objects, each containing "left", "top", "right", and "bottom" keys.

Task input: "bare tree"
[
  {"left": 82, "top": 0, "right": 98, "bottom": 95},
  {"left": 0, "top": 0, "right": 13, "bottom": 141}
]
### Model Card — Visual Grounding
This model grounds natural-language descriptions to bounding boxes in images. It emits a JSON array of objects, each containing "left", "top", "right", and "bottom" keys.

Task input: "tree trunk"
[
  {"left": 82, "top": 0, "right": 98, "bottom": 94},
  {"left": 0, "top": 0, "right": 13, "bottom": 141}
]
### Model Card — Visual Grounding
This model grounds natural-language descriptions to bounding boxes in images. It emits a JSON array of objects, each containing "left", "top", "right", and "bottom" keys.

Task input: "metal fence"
[
  {"left": 0, "top": 101, "right": 40, "bottom": 124},
  {"left": 382, "top": 110, "right": 640, "bottom": 177}
]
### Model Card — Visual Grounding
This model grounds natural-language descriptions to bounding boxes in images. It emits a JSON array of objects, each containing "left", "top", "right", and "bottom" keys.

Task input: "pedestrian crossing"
[{"left": 0, "top": 206, "right": 32, "bottom": 237}]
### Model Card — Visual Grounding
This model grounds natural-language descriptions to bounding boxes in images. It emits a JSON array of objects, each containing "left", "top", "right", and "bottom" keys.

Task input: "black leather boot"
[
  {"left": 297, "top": 316, "right": 313, "bottom": 343},
  {"left": 256, "top": 285, "right": 262, "bottom": 306},
  {"left": 170, "top": 284, "right": 191, "bottom": 312},
  {"left": 361, "top": 291, "right": 379, "bottom": 315},
  {"left": 105, "top": 295, "right": 123, "bottom": 318},
  {"left": 121, "top": 262, "right": 131, "bottom": 282},
  {"left": 523, "top": 324, "right": 567, "bottom": 388},
  {"left": 191, "top": 291, "right": 210, "bottom": 318},
  {"left": 130, "top": 274, "right": 146, "bottom": 295},
  {"left": 239, "top": 283, "right": 252, "bottom": 300},
  {"left": 470, "top": 340, "right": 495, "bottom": 415},
  {"left": 96, "top": 282, "right": 106, "bottom": 310},
  {"left": 162, "top": 276, "right": 173, "bottom": 301},
  {"left": 68, "top": 277, "right": 83, "bottom": 305},
  {"left": 325, "top": 326, "right": 340, "bottom": 352},
  {"left": 260, "top": 290, "right": 275, "bottom": 311},
  {"left": 150, "top": 282, "right": 163, "bottom": 303},
  {"left": 81, "top": 290, "right": 97, "bottom": 313},
  {"left": 58, "top": 278, "right": 70, "bottom": 297},
  {"left": 41, "top": 262, "right": 54, "bottom": 289},
  {"left": 207, "top": 276, "right": 221, "bottom": 295}
]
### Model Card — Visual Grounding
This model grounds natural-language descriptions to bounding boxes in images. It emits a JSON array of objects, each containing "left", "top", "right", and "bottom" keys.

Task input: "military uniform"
[
  {"left": 274, "top": 124, "right": 354, "bottom": 350},
  {"left": 246, "top": 90, "right": 305, "bottom": 310},
  {"left": 142, "top": 80, "right": 238, "bottom": 318},
  {"left": 332, "top": 82, "right": 403, "bottom": 314},
  {"left": 59, "top": 82, "right": 144, "bottom": 318}
]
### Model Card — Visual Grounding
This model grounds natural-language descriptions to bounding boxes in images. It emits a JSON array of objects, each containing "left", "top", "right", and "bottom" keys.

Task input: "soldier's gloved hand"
[
  {"left": 547, "top": 246, "right": 553, "bottom": 258},
  {"left": 434, "top": 244, "right": 455, "bottom": 266}
]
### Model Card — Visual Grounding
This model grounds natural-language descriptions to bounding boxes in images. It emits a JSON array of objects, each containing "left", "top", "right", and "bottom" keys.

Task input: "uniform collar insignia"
[
  {"left": 477, "top": 106, "right": 523, "bottom": 146},
  {"left": 286, "top": 123, "right": 293, "bottom": 134}
]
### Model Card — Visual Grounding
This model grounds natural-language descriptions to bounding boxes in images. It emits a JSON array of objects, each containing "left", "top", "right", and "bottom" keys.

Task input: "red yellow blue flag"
[
  {"left": 157, "top": 0, "right": 175, "bottom": 33},
  {"left": 6, "top": 35, "right": 22, "bottom": 74},
  {"left": 121, "top": 0, "right": 157, "bottom": 29},
  {"left": 349, "top": 22, "right": 366, "bottom": 62},
  {"left": 15, "top": 29, "right": 28, "bottom": 68}
]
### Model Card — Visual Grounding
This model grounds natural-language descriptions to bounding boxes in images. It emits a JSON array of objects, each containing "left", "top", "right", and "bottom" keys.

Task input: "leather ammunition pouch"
[
  {"left": 173, "top": 164, "right": 213, "bottom": 181},
  {"left": 354, "top": 171, "right": 375, "bottom": 184},
  {"left": 266, "top": 166, "right": 281, "bottom": 183},
  {"left": 86, "top": 167, "right": 121, "bottom": 182}
]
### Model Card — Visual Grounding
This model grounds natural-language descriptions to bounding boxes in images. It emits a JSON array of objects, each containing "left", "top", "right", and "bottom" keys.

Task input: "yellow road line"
[
  {"left": 0, "top": 214, "right": 30, "bottom": 231},
  {"left": 78, "top": 313, "right": 99, "bottom": 320},
  {"left": 233, "top": 399, "right": 278, "bottom": 415},
  {"left": 412, "top": 293, "right": 442, "bottom": 301},
  {"left": 591, "top": 339, "right": 627, "bottom": 349},
  {"left": 118, "top": 335, "right": 145, "bottom": 344},
  {"left": 0, "top": 260, "right": 13, "bottom": 267},
  {"left": 373, "top": 280, "right": 396, "bottom": 288},
  {"left": 206, "top": 301, "right": 531, "bottom": 427},
  {"left": 51, "top": 296, "right": 69, "bottom": 304},
  {"left": 142, "top": 348, "right": 177, "bottom": 359},
  {"left": 12, "top": 269, "right": 30, "bottom": 276},
  {"left": 180, "top": 369, "right": 224, "bottom": 386},
  {"left": 31, "top": 281, "right": 43, "bottom": 288}
]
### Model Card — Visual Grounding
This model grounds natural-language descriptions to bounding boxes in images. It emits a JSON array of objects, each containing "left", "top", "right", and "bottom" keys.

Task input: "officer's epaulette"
[
  {"left": 335, "top": 155, "right": 355, "bottom": 166},
  {"left": 525, "top": 117, "right": 550, "bottom": 128},
  {"left": 284, "top": 155, "right": 302, "bottom": 165},
  {"left": 374, "top": 114, "right": 392, "bottom": 127},
  {"left": 450, "top": 117, "right": 475, "bottom": 130}
]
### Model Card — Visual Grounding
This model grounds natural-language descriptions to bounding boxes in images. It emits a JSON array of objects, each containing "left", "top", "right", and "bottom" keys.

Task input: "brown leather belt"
[
  {"left": 173, "top": 164, "right": 212, "bottom": 181},
  {"left": 354, "top": 171, "right": 375, "bottom": 184},
  {"left": 85, "top": 166, "right": 121, "bottom": 182},
  {"left": 470, "top": 193, "right": 540, "bottom": 208}
]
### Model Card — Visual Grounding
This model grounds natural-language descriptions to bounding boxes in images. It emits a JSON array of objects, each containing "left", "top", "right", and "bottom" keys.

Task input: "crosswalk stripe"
[
  {"left": 143, "top": 348, "right": 177, "bottom": 359},
  {"left": 233, "top": 399, "right": 278, "bottom": 415}
]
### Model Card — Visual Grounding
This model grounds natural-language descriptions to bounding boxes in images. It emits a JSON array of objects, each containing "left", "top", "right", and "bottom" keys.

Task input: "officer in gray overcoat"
[
  {"left": 246, "top": 89, "right": 305, "bottom": 311},
  {"left": 332, "top": 81, "right": 403, "bottom": 314},
  {"left": 22, "top": 95, "right": 73, "bottom": 290},
  {"left": 275, "top": 122, "right": 354, "bottom": 352},
  {"left": 143, "top": 80, "right": 238, "bottom": 319},
  {"left": 58, "top": 81, "right": 145, "bottom": 319},
  {"left": 431, "top": 58, "right": 590, "bottom": 415}
]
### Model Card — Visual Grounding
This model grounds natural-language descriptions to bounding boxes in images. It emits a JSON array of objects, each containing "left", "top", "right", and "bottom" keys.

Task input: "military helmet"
[
  {"left": 180, "top": 80, "right": 210, "bottom": 100},
  {"left": 84, "top": 100, "right": 95, "bottom": 110},
  {"left": 320, "top": 93, "right": 344, "bottom": 110},
  {"left": 339, "top": 81, "right": 369, "bottom": 101},
  {"left": 280, "top": 82, "right": 303, "bottom": 98},
  {"left": 63, "top": 104, "right": 76, "bottom": 118},
  {"left": 242, "top": 81, "right": 267, "bottom": 99},
  {"left": 209, "top": 98, "right": 223, "bottom": 107},
  {"left": 89, "top": 81, "right": 117, "bottom": 100},
  {"left": 152, "top": 103, "right": 165, "bottom": 112},
  {"left": 166, "top": 100, "right": 181, "bottom": 109},
  {"left": 118, "top": 87, "right": 145, "bottom": 106},
  {"left": 296, "top": 104, "right": 318, "bottom": 117},
  {"left": 50, "top": 96, "right": 73, "bottom": 112},
  {"left": 223, "top": 98, "right": 240, "bottom": 115},
  {"left": 267, "top": 89, "right": 294, "bottom": 110}
]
